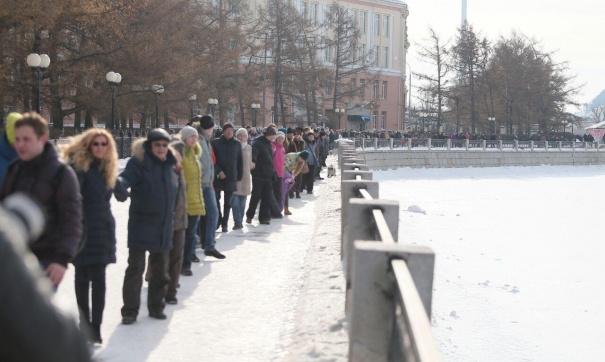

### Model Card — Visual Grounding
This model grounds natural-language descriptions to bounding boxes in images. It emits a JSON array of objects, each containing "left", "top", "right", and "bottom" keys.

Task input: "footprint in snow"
[{"left": 407, "top": 205, "right": 426, "bottom": 214}]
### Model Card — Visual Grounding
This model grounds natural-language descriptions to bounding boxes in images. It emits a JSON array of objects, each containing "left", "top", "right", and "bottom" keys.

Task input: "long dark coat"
[
  {"left": 114, "top": 139, "right": 178, "bottom": 253},
  {"left": 250, "top": 136, "right": 275, "bottom": 181},
  {"left": 71, "top": 158, "right": 117, "bottom": 266},
  {"left": 211, "top": 135, "right": 243, "bottom": 191}
]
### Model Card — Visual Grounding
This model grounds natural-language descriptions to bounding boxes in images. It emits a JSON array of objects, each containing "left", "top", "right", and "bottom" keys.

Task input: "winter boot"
[
  {"left": 284, "top": 207, "right": 292, "bottom": 215},
  {"left": 92, "top": 323, "right": 102, "bottom": 344}
]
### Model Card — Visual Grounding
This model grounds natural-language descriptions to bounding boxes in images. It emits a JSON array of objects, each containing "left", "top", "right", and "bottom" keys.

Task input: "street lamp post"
[
  {"left": 488, "top": 116, "right": 496, "bottom": 134},
  {"left": 106, "top": 71, "right": 122, "bottom": 130},
  {"left": 251, "top": 103, "right": 260, "bottom": 128},
  {"left": 208, "top": 98, "right": 218, "bottom": 116},
  {"left": 335, "top": 108, "right": 345, "bottom": 130},
  {"left": 189, "top": 94, "right": 197, "bottom": 120},
  {"left": 27, "top": 53, "right": 51, "bottom": 114},
  {"left": 152, "top": 84, "right": 164, "bottom": 128}
]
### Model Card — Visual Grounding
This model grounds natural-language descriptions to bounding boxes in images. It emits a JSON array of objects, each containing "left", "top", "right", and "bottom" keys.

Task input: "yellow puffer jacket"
[{"left": 182, "top": 143, "right": 206, "bottom": 216}]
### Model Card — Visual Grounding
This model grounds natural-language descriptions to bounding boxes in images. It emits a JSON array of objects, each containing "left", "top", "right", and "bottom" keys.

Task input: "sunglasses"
[
  {"left": 152, "top": 143, "right": 169, "bottom": 148},
  {"left": 92, "top": 142, "right": 108, "bottom": 147}
]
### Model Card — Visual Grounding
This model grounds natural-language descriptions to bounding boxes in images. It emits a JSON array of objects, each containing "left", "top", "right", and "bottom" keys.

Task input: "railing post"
[
  {"left": 427, "top": 138, "right": 432, "bottom": 150},
  {"left": 389, "top": 138, "right": 393, "bottom": 150},
  {"left": 584, "top": 141, "right": 588, "bottom": 151},
  {"left": 558, "top": 141, "right": 562, "bottom": 151},
  {"left": 373, "top": 138, "right": 378, "bottom": 150},
  {"left": 514, "top": 140, "right": 518, "bottom": 150},
  {"left": 572, "top": 141, "right": 576, "bottom": 151},
  {"left": 344, "top": 199, "right": 399, "bottom": 310},
  {"left": 349, "top": 242, "right": 436, "bottom": 362},
  {"left": 340, "top": 180, "right": 379, "bottom": 259},
  {"left": 545, "top": 141, "right": 549, "bottom": 152},
  {"left": 407, "top": 138, "right": 411, "bottom": 150},
  {"left": 447, "top": 139, "right": 451, "bottom": 150},
  {"left": 530, "top": 140, "right": 534, "bottom": 151},
  {"left": 482, "top": 139, "right": 486, "bottom": 151},
  {"left": 498, "top": 139, "right": 503, "bottom": 150},
  {"left": 464, "top": 139, "right": 469, "bottom": 150}
]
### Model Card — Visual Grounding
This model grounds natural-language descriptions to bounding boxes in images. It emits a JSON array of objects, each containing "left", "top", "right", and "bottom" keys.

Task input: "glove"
[{"left": 113, "top": 179, "right": 130, "bottom": 202}]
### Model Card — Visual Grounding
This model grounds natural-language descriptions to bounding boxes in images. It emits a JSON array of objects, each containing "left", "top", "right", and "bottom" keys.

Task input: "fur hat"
[
  {"left": 236, "top": 127, "right": 248, "bottom": 138},
  {"left": 147, "top": 128, "right": 171, "bottom": 142},
  {"left": 199, "top": 115, "right": 215, "bottom": 130},
  {"left": 264, "top": 127, "right": 277, "bottom": 136},
  {"left": 298, "top": 150, "right": 310, "bottom": 160},
  {"left": 180, "top": 125, "right": 198, "bottom": 140}
]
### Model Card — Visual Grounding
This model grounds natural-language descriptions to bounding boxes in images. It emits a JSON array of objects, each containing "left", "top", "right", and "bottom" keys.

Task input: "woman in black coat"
[{"left": 63, "top": 128, "right": 118, "bottom": 345}]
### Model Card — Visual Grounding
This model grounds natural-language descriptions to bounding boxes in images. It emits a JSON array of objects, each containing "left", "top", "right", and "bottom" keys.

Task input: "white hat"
[{"left": 276, "top": 131, "right": 285, "bottom": 139}]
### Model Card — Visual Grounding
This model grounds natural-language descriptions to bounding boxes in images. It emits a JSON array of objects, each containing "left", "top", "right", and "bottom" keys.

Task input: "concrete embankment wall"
[{"left": 359, "top": 150, "right": 605, "bottom": 169}]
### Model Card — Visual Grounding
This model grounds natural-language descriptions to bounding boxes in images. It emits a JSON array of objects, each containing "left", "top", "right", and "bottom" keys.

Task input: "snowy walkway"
[{"left": 55, "top": 156, "right": 348, "bottom": 362}]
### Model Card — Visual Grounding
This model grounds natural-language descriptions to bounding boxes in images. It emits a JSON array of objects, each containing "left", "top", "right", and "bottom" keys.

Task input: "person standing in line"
[
  {"left": 231, "top": 128, "right": 252, "bottom": 230},
  {"left": 0, "top": 112, "right": 83, "bottom": 289},
  {"left": 114, "top": 128, "right": 178, "bottom": 324},
  {"left": 0, "top": 112, "right": 20, "bottom": 184},
  {"left": 288, "top": 129, "right": 305, "bottom": 198},
  {"left": 212, "top": 122, "right": 243, "bottom": 233},
  {"left": 63, "top": 129, "right": 118, "bottom": 344},
  {"left": 193, "top": 115, "right": 226, "bottom": 259},
  {"left": 282, "top": 150, "right": 309, "bottom": 215},
  {"left": 246, "top": 127, "right": 277, "bottom": 225},
  {"left": 303, "top": 132, "right": 320, "bottom": 194},
  {"left": 272, "top": 131, "right": 286, "bottom": 213},
  {"left": 179, "top": 126, "right": 206, "bottom": 276}
]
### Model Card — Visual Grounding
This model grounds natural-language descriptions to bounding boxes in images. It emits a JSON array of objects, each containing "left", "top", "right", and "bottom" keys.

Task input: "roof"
[{"left": 585, "top": 120, "right": 605, "bottom": 129}]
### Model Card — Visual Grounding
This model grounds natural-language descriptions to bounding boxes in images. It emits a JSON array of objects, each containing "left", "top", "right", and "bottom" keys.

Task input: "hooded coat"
[
  {"left": 212, "top": 135, "right": 243, "bottom": 191},
  {"left": 250, "top": 135, "right": 275, "bottom": 181},
  {"left": 114, "top": 138, "right": 178, "bottom": 253}
]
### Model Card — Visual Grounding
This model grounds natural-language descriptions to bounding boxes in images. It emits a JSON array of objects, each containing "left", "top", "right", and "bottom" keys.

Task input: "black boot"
[
  {"left": 92, "top": 323, "right": 102, "bottom": 344},
  {"left": 296, "top": 192, "right": 301, "bottom": 198}
]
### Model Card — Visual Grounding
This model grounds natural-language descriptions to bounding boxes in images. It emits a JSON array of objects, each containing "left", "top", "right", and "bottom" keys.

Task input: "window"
[
  {"left": 383, "top": 15, "right": 390, "bottom": 37},
  {"left": 300, "top": 1, "right": 307, "bottom": 19},
  {"left": 372, "top": 111, "right": 378, "bottom": 129},
  {"left": 372, "top": 80, "right": 379, "bottom": 99},
  {"left": 374, "top": 14, "right": 380, "bottom": 36},
  {"left": 230, "top": 39, "right": 237, "bottom": 51},
  {"left": 357, "top": 44, "right": 366, "bottom": 64},
  {"left": 310, "top": 3, "right": 318, "bottom": 25},
  {"left": 350, "top": 78, "right": 356, "bottom": 93},
  {"left": 373, "top": 45, "right": 379, "bottom": 66},
  {"left": 325, "top": 81, "right": 332, "bottom": 96},
  {"left": 381, "top": 111, "right": 387, "bottom": 129},
  {"left": 327, "top": 5, "right": 333, "bottom": 27},
  {"left": 359, "top": 79, "right": 365, "bottom": 98},
  {"left": 353, "top": 10, "right": 358, "bottom": 26},
  {"left": 382, "top": 81, "right": 388, "bottom": 99},
  {"left": 359, "top": 11, "right": 367, "bottom": 34},
  {"left": 382, "top": 46, "right": 388, "bottom": 68}
]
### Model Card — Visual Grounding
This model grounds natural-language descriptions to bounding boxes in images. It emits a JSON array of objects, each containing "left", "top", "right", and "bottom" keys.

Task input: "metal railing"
[
  {"left": 339, "top": 145, "right": 441, "bottom": 362},
  {"left": 348, "top": 137, "right": 601, "bottom": 152}
]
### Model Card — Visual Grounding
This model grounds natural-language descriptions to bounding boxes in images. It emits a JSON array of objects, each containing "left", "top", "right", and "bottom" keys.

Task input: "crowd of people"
[{"left": 0, "top": 111, "right": 332, "bottom": 359}]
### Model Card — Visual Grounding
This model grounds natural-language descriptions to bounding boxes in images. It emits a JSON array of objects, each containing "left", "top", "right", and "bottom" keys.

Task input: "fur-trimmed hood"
[{"left": 131, "top": 137, "right": 177, "bottom": 164}]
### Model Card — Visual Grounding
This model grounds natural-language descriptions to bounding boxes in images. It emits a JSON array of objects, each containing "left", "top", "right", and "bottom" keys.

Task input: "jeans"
[
  {"left": 182, "top": 215, "right": 200, "bottom": 270},
  {"left": 75, "top": 264, "right": 107, "bottom": 324},
  {"left": 202, "top": 186, "right": 218, "bottom": 251},
  {"left": 215, "top": 189, "right": 234, "bottom": 229},
  {"left": 230, "top": 194, "right": 247, "bottom": 226}
]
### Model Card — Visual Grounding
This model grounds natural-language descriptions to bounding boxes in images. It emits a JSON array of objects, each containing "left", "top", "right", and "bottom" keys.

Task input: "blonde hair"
[{"left": 62, "top": 128, "right": 119, "bottom": 189}]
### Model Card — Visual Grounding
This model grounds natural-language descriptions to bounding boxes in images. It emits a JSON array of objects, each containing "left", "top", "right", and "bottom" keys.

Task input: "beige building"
[{"left": 248, "top": 0, "right": 409, "bottom": 131}]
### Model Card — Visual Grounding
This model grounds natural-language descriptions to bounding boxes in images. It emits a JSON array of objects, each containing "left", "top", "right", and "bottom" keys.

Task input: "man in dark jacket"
[
  {"left": 212, "top": 123, "right": 243, "bottom": 232},
  {"left": 114, "top": 128, "right": 178, "bottom": 324},
  {"left": 246, "top": 127, "right": 277, "bottom": 225},
  {"left": 0, "top": 112, "right": 82, "bottom": 288}
]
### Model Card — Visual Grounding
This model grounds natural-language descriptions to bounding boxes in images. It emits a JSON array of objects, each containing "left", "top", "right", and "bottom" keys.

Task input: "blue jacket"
[
  {"left": 114, "top": 139, "right": 178, "bottom": 253},
  {"left": 0, "top": 132, "right": 17, "bottom": 184},
  {"left": 71, "top": 159, "right": 116, "bottom": 266}
]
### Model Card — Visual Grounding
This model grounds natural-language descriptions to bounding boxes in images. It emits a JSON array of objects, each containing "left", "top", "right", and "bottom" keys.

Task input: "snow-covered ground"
[
  {"left": 374, "top": 165, "right": 605, "bottom": 362},
  {"left": 55, "top": 157, "right": 348, "bottom": 362}
]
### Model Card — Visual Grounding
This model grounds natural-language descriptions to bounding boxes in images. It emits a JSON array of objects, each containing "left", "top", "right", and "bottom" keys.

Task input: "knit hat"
[
  {"left": 298, "top": 150, "right": 310, "bottom": 160},
  {"left": 222, "top": 122, "right": 234, "bottom": 131},
  {"left": 180, "top": 125, "right": 198, "bottom": 140},
  {"left": 6, "top": 112, "right": 22, "bottom": 144},
  {"left": 276, "top": 131, "right": 285, "bottom": 139},
  {"left": 199, "top": 115, "right": 215, "bottom": 130},
  {"left": 236, "top": 127, "right": 248, "bottom": 138},
  {"left": 319, "top": 131, "right": 326, "bottom": 137},
  {"left": 279, "top": 128, "right": 287, "bottom": 134},
  {"left": 307, "top": 132, "right": 315, "bottom": 138},
  {"left": 286, "top": 128, "right": 294, "bottom": 134},
  {"left": 147, "top": 128, "right": 171, "bottom": 142},
  {"left": 264, "top": 127, "right": 277, "bottom": 136}
]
